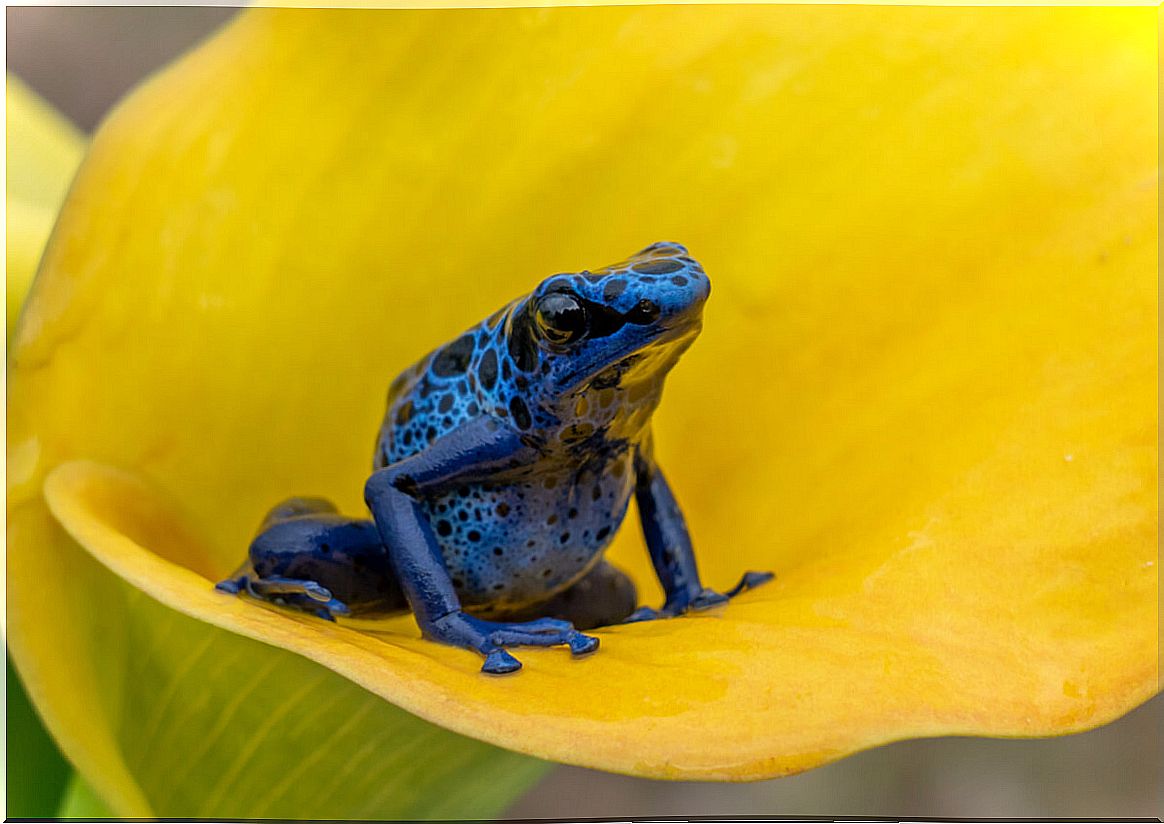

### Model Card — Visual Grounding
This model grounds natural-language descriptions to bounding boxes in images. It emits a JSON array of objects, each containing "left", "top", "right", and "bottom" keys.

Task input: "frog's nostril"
[{"left": 626, "top": 299, "right": 661, "bottom": 324}]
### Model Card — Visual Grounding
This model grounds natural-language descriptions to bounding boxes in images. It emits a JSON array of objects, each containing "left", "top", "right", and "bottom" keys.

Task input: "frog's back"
[{"left": 375, "top": 305, "right": 515, "bottom": 469}]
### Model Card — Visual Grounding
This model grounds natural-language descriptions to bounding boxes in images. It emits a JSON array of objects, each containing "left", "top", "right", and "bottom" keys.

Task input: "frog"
[{"left": 216, "top": 242, "right": 773, "bottom": 674}]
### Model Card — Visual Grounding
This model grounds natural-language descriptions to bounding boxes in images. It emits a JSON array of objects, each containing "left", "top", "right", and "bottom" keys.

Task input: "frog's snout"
[
  {"left": 630, "top": 242, "right": 710, "bottom": 327},
  {"left": 675, "top": 264, "right": 711, "bottom": 313},
  {"left": 661, "top": 272, "right": 710, "bottom": 330}
]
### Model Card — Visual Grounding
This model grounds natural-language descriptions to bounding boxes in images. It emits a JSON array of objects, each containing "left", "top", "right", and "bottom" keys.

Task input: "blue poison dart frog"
[{"left": 216, "top": 243, "right": 773, "bottom": 674}]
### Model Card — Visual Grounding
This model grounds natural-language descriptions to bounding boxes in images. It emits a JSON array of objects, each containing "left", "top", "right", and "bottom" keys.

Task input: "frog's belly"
[{"left": 421, "top": 468, "right": 634, "bottom": 613}]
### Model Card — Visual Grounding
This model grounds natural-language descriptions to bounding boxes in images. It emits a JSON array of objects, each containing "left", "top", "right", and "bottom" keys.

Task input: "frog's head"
[{"left": 505, "top": 242, "right": 709, "bottom": 426}]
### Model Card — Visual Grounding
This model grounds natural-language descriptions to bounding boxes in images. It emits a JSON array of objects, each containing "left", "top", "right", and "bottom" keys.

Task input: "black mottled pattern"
[
  {"left": 509, "top": 396, "right": 532, "bottom": 430},
  {"left": 478, "top": 348, "right": 499, "bottom": 390},
  {"left": 431, "top": 333, "right": 475, "bottom": 377},
  {"left": 632, "top": 258, "right": 683, "bottom": 275}
]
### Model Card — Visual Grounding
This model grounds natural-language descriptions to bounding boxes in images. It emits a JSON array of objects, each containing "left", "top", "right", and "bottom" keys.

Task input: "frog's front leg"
[
  {"left": 625, "top": 448, "right": 773, "bottom": 623},
  {"left": 365, "top": 418, "right": 599, "bottom": 674}
]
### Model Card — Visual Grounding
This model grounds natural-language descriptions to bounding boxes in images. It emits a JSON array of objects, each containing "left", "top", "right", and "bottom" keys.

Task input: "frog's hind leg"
[
  {"left": 215, "top": 497, "right": 343, "bottom": 598},
  {"left": 218, "top": 571, "right": 352, "bottom": 621},
  {"left": 215, "top": 558, "right": 353, "bottom": 622},
  {"left": 498, "top": 561, "right": 639, "bottom": 631},
  {"left": 215, "top": 497, "right": 407, "bottom": 620}
]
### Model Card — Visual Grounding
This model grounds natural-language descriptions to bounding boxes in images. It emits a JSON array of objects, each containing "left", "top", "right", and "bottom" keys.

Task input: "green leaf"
[
  {"left": 6, "top": 655, "right": 72, "bottom": 818},
  {"left": 116, "top": 588, "right": 550, "bottom": 818}
]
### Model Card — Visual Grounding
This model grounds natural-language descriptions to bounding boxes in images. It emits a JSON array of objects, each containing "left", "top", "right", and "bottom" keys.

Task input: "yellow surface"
[
  {"left": 5, "top": 74, "right": 85, "bottom": 338},
  {"left": 7, "top": 5, "right": 1158, "bottom": 800}
]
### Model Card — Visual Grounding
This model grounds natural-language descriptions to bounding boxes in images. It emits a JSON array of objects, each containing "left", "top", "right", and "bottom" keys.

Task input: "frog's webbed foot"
[
  {"left": 623, "top": 570, "right": 775, "bottom": 624},
  {"left": 428, "top": 612, "right": 599, "bottom": 674},
  {"left": 215, "top": 572, "right": 352, "bottom": 620}
]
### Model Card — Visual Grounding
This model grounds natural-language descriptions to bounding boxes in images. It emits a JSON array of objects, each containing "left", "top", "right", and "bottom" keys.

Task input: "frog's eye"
[{"left": 535, "top": 293, "right": 588, "bottom": 345}]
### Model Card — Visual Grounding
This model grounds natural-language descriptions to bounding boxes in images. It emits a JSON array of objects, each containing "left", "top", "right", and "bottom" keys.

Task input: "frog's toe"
[
  {"left": 567, "top": 632, "right": 600, "bottom": 656},
  {"left": 623, "top": 605, "right": 662, "bottom": 623},
  {"left": 318, "top": 596, "right": 351, "bottom": 619},
  {"left": 253, "top": 577, "right": 335, "bottom": 604},
  {"left": 215, "top": 576, "right": 244, "bottom": 595},
  {"left": 725, "top": 570, "right": 776, "bottom": 597},
  {"left": 301, "top": 581, "right": 335, "bottom": 603},
  {"left": 267, "top": 591, "right": 352, "bottom": 621},
  {"left": 482, "top": 649, "right": 523, "bottom": 675}
]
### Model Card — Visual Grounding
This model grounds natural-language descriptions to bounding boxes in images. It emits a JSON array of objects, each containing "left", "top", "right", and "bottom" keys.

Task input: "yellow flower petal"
[
  {"left": 8, "top": 3, "right": 1157, "bottom": 792},
  {"left": 5, "top": 73, "right": 84, "bottom": 337},
  {"left": 5, "top": 73, "right": 83, "bottom": 209}
]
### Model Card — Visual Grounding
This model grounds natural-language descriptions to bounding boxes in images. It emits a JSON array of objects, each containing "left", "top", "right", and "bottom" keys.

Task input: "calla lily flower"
[{"left": 7, "top": 6, "right": 1157, "bottom": 819}]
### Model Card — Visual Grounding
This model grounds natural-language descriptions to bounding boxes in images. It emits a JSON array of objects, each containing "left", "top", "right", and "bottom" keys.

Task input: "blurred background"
[{"left": 6, "top": 7, "right": 1161, "bottom": 820}]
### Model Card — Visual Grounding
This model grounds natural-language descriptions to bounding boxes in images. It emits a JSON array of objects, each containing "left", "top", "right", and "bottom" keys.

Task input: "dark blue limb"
[
  {"left": 364, "top": 417, "right": 599, "bottom": 673},
  {"left": 216, "top": 497, "right": 406, "bottom": 618},
  {"left": 215, "top": 569, "right": 352, "bottom": 619},
  {"left": 626, "top": 448, "right": 773, "bottom": 623}
]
